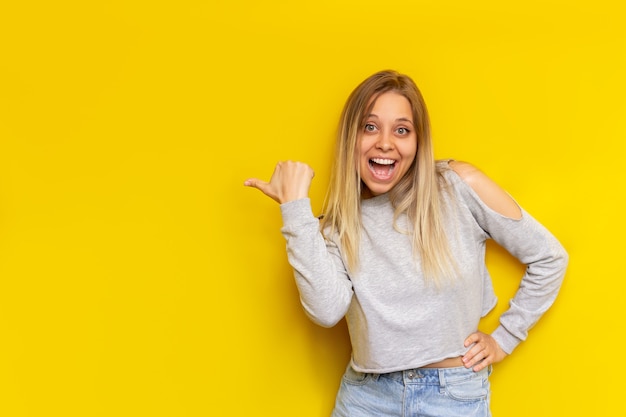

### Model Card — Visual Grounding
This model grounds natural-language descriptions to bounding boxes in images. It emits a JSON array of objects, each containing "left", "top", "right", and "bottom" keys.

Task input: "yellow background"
[{"left": 1, "top": 0, "right": 624, "bottom": 415}]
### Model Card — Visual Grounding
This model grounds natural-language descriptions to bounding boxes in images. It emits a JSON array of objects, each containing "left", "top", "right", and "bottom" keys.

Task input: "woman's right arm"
[
  {"left": 280, "top": 198, "right": 353, "bottom": 327},
  {"left": 245, "top": 162, "right": 353, "bottom": 327}
]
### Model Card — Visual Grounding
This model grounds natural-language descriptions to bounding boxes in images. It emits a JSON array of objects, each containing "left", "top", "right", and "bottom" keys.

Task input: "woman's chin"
[{"left": 362, "top": 182, "right": 394, "bottom": 197}]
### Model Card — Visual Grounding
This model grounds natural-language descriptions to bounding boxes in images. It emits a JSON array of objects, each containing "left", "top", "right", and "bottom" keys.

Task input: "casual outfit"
[{"left": 279, "top": 161, "right": 568, "bottom": 416}]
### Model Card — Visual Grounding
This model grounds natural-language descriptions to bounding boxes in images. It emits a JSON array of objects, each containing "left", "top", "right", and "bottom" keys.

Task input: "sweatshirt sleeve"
[
  {"left": 452, "top": 174, "right": 569, "bottom": 354},
  {"left": 280, "top": 198, "right": 354, "bottom": 328}
]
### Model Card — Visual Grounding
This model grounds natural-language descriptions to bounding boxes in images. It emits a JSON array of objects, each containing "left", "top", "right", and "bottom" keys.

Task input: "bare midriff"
[{"left": 421, "top": 356, "right": 465, "bottom": 368}]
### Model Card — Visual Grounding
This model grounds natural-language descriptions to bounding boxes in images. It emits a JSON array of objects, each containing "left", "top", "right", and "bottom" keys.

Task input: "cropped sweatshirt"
[{"left": 280, "top": 163, "right": 568, "bottom": 373}]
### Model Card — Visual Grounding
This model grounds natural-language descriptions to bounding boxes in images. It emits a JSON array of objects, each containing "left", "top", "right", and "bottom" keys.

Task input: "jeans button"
[{"left": 408, "top": 371, "right": 415, "bottom": 379}]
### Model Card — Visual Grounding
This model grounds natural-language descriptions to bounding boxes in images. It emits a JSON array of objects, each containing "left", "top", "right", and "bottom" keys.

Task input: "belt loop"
[{"left": 438, "top": 369, "right": 446, "bottom": 388}]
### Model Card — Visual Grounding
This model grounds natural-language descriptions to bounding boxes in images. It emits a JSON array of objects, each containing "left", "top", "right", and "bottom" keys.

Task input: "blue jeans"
[{"left": 331, "top": 364, "right": 491, "bottom": 417}]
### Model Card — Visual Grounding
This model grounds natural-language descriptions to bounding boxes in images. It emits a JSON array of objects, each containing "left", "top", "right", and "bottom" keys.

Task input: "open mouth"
[{"left": 368, "top": 158, "right": 396, "bottom": 180}]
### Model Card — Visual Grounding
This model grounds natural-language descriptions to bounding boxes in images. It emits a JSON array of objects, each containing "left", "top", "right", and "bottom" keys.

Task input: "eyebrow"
[{"left": 366, "top": 114, "right": 415, "bottom": 125}]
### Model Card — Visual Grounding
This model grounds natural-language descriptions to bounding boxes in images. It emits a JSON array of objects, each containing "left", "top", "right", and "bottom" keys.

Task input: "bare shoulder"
[
  {"left": 448, "top": 160, "right": 522, "bottom": 219},
  {"left": 448, "top": 160, "right": 482, "bottom": 181}
]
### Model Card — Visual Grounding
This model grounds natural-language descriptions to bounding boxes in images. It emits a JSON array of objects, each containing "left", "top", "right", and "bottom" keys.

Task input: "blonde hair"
[{"left": 321, "top": 70, "right": 454, "bottom": 282}]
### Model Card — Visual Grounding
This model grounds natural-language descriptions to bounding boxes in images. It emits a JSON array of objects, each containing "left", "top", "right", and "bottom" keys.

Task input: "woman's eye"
[
  {"left": 364, "top": 123, "right": 377, "bottom": 132},
  {"left": 397, "top": 127, "right": 410, "bottom": 135}
]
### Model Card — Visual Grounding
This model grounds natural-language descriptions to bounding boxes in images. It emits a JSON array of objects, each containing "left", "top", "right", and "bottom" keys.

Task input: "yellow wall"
[{"left": 1, "top": 1, "right": 624, "bottom": 415}]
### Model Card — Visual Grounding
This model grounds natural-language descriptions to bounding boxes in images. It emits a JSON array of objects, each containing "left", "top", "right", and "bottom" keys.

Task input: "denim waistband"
[{"left": 376, "top": 366, "right": 489, "bottom": 386}]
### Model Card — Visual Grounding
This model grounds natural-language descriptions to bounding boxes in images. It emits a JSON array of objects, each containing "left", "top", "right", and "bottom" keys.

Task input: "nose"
[{"left": 376, "top": 131, "right": 393, "bottom": 151}]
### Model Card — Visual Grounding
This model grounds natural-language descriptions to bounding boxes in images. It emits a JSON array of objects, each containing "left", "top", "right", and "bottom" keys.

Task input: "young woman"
[{"left": 244, "top": 70, "right": 568, "bottom": 416}]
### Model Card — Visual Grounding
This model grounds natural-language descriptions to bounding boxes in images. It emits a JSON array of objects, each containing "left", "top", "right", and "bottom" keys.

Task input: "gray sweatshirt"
[{"left": 280, "top": 164, "right": 568, "bottom": 373}]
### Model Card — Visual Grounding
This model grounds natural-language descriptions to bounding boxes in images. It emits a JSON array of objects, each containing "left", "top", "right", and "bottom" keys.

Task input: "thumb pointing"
[
  {"left": 244, "top": 178, "right": 265, "bottom": 189},
  {"left": 244, "top": 178, "right": 279, "bottom": 202}
]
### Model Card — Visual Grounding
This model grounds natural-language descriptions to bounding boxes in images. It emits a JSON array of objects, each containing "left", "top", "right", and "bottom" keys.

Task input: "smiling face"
[{"left": 358, "top": 91, "right": 418, "bottom": 198}]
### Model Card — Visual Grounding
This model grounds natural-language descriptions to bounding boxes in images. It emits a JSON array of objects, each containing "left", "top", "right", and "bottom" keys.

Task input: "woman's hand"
[
  {"left": 462, "top": 331, "right": 508, "bottom": 372},
  {"left": 244, "top": 161, "right": 315, "bottom": 204}
]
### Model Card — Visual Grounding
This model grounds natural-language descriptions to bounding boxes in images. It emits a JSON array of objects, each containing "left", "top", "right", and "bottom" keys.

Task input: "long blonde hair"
[{"left": 321, "top": 70, "right": 454, "bottom": 282}]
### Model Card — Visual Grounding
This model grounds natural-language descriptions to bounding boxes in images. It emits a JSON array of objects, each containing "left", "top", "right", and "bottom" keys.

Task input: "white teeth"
[{"left": 371, "top": 158, "right": 395, "bottom": 165}]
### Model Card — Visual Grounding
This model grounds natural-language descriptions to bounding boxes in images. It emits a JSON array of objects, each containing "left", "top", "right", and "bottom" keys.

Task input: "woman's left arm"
[{"left": 449, "top": 161, "right": 569, "bottom": 372}]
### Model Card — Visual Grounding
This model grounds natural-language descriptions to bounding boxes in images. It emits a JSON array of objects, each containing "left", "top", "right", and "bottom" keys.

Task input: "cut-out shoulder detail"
[{"left": 449, "top": 160, "right": 522, "bottom": 220}]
